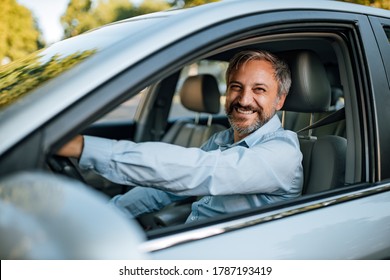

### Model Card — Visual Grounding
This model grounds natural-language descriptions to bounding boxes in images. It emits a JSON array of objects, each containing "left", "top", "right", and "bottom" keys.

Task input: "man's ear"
[{"left": 275, "top": 94, "right": 287, "bottom": 111}]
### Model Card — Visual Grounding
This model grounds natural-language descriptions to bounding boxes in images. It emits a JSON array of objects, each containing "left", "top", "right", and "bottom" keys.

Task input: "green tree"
[
  {"left": 93, "top": 0, "right": 134, "bottom": 24},
  {"left": 61, "top": 0, "right": 170, "bottom": 39},
  {"left": 61, "top": 0, "right": 221, "bottom": 39},
  {"left": 94, "top": 0, "right": 171, "bottom": 24},
  {"left": 340, "top": 0, "right": 389, "bottom": 9},
  {"left": 61, "top": 0, "right": 98, "bottom": 38},
  {"left": 0, "top": 0, "right": 42, "bottom": 64},
  {"left": 169, "top": 0, "right": 219, "bottom": 8},
  {"left": 138, "top": 0, "right": 170, "bottom": 14}
]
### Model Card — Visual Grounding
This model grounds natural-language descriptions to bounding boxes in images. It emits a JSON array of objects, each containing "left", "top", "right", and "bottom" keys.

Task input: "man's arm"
[
  {"left": 78, "top": 134, "right": 302, "bottom": 197},
  {"left": 57, "top": 135, "right": 84, "bottom": 159}
]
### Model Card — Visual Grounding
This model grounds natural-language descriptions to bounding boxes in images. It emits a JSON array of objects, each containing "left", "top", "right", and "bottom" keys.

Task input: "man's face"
[{"left": 225, "top": 59, "right": 286, "bottom": 141}]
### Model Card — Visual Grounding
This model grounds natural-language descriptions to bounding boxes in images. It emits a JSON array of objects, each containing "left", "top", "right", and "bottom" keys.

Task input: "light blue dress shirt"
[{"left": 79, "top": 114, "right": 303, "bottom": 223}]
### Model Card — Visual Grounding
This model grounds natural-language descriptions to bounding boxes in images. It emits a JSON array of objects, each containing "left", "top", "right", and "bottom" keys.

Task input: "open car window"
[{"left": 169, "top": 60, "right": 228, "bottom": 120}]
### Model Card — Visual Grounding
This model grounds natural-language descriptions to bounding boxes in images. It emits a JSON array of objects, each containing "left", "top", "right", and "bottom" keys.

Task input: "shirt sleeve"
[
  {"left": 79, "top": 134, "right": 302, "bottom": 197},
  {"left": 109, "top": 186, "right": 187, "bottom": 219}
]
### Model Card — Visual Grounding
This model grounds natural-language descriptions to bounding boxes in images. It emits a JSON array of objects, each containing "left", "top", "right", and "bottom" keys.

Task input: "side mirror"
[{"left": 0, "top": 172, "right": 147, "bottom": 259}]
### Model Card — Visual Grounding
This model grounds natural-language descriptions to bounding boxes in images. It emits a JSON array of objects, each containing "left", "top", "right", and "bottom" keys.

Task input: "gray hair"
[{"left": 226, "top": 50, "right": 291, "bottom": 97}]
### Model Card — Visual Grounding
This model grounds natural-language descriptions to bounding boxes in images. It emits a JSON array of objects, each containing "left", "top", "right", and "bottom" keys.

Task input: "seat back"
[
  {"left": 300, "top": 136, "right": 347, "bottom": 194},
  {"left": 162, "top": 74, "right": 226, "bottom": 147},
  {"left": 280, "top": 63, "right": 346, "bottom": 138},
  {"left": 281, "top": 50, "right": 347, "bottom": 194}
]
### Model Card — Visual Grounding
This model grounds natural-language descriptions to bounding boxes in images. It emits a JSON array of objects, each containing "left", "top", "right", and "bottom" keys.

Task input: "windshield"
[{"left": 0, "top": 17, "right": 164, "bottom": 110}]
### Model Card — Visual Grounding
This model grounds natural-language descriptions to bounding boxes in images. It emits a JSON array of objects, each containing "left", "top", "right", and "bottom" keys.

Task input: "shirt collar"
[{"left": 215, "top": 114, "right": 282, "bottom": 149}]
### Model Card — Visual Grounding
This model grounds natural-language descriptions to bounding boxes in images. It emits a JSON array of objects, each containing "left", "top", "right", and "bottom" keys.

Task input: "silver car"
[{"left": 1, "top": 0, "right": 390, "bottom": 259}]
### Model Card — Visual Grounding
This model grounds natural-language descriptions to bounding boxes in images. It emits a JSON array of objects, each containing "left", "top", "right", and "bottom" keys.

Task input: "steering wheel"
[
  {"left": 47, "top": 155, "right": 86, "bottom": 183},
  {"left": 48, "top": 155, "right": 132, "bottom": 197}
]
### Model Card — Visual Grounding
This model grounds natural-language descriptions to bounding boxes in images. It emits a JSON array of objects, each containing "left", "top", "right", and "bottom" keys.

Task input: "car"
[{"left": 1, "top": 0, "right": 390, "bottom": 260}]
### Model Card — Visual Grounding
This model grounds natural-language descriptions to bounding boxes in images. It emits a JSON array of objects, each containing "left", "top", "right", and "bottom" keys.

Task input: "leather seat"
[
  {"left": 161, "top": 74, "right": 226, "bottom": 147},
  {"left": 279, "top": 64, "right": 346, "bottom": 138},
  {"left": 281, "top": 50, "right": 347, "bottom": 194}
]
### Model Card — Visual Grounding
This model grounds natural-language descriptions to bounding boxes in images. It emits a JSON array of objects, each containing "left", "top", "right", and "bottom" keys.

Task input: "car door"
[{"left": 138, "top": 9, "right": 390, "bottom": 259}]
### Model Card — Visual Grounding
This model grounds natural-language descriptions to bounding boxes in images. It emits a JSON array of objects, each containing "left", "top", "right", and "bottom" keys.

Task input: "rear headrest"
[
  {"left": 281, "top": 50, "right": 331, "bottom": 113},
  {"left": 326, "top": 64, "right": 344, "bottom": 106},
  {"left": 179, "top": 74, "right": 221, "bottom": 114}
]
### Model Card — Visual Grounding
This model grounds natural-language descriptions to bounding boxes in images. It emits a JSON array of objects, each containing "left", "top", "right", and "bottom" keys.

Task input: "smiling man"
[
  {"left": 225, "top": 51, "right": 288, "bottom": 142},
  {"left": 58, "top": 50, "right": 303, "bottom": 224}
]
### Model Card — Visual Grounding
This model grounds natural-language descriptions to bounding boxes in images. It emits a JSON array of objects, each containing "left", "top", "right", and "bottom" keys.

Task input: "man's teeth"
[{"left": 237, "top": 108, "right": 254, "bottom": 114}]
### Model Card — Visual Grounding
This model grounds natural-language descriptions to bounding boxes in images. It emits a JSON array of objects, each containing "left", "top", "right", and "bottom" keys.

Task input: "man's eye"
[
  {"left": 254, "top": 88, "right": 265, "bottom": 93},
  {"left": 230, "top": 85, "right": 241, "bottom": 90}
]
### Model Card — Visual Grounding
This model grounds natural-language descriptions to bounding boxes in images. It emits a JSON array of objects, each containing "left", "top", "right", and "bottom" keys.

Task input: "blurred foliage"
[
  {"left": 0, "top": 0, "right": 388, "bottom": 65},
  {"left": 0, "top": 0, "right": 218, "bottom": 65},
  {"left": 61, "top": 0, "right": 96, "bottom": 38},
  {"left": 61, "top": 0, "right": 219, "bottom": 38},
  {"left": 0, "top": 0, "right": 44, "bottom": 63},
  {"left": 0, "top": 50, "right": 96, "bottom": 109},
  {"left": 169, "top": 0, "right": 219, "bottom": 7},
  {"left": 339, "top": 0, "right": 390, "bottom": 9}
]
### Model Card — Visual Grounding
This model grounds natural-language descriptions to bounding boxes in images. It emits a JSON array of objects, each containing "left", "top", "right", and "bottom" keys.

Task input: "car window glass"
[
  {"left": 95, "top": 89, "right": 146, "bottom": 124},
  {"left": 384, "top": 26, "right": 390, "bottom": 43},
  {"left": 0, "top": 49, "right": 96, "bottom": 110},
  {"left": 169, "top": 60, "right": 228, "bottom": 120}
]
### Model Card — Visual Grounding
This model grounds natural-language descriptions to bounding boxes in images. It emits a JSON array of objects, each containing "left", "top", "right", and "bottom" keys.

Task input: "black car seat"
[
  {"left": 310, "top": 64, "right": 346, "bottom": 138},
  {"left": 279, "top": 64, "right": 346, "bottom": 138},
  {"left": 281, "top": 50, "right": 347, "bottom": 194},
  {"left": 161, "top": 74, "right": 226, "bottom": 147}
]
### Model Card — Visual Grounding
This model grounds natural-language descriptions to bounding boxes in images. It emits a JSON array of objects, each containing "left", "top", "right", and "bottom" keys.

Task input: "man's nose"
[{"left": 238, "top": 88, "right": 253, "bottom": 106}]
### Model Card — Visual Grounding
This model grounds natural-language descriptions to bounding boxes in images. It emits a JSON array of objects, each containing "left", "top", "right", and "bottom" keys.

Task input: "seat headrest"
[
  {"left": 179, "top": 74, "right": 220, "bottom": 114},
  {"left": 325, "top": 64, "right": 344, "bottom": 106},
  {"left": 281, "top": 50, "right": 331, "bottom": 113}
]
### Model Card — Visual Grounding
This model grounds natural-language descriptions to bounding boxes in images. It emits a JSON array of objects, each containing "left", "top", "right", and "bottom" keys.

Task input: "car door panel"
[{"left": 148, "top": 183, "right": 390, "bottom": 259}]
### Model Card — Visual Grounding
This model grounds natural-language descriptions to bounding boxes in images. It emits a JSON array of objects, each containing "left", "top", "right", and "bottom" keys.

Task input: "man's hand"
[{"left": 57, "top": 135, "right": 84, "bottom": 159}]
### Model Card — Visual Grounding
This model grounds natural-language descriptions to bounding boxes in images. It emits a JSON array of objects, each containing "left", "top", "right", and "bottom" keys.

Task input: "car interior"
[{"left": 50, "top": 30, "right": 356, "bottom": 234}]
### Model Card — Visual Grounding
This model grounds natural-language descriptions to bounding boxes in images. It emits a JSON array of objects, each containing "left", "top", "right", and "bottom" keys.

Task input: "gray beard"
[{"left": 226, "top": 107, "right": 275, "bottom": 137}]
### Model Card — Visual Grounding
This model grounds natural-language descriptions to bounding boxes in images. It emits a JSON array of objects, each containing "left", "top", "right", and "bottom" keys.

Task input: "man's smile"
[
  {"left": 235, "top": 107, "right": 256, "bottom": 115},
  {"left": 231, "top": 104, "right": 259, "bottom": 117}
]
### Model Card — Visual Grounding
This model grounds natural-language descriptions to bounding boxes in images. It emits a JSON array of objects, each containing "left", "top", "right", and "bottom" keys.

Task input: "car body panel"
[{"left": 147, "top": 182, "right": 390, "bottom": 259}]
